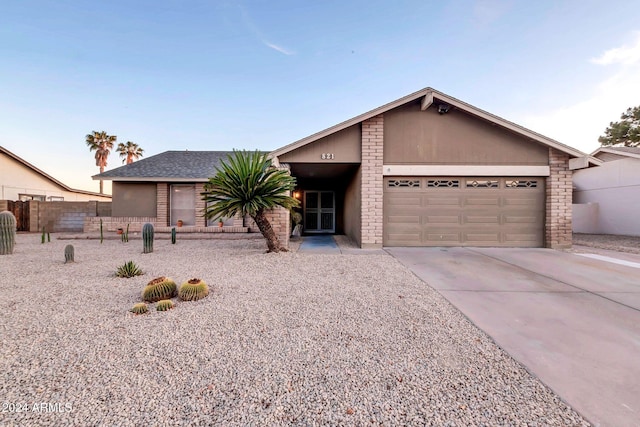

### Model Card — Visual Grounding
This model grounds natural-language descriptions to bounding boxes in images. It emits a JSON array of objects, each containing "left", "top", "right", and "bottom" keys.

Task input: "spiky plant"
[
  {"left": 142, "top": 222, "right": 154, "bottom": 253},
  {"left": 178, "top": 278, "right": 209, "bottom": 301},
  {"left": 0, "top": 211, "right": 16, "bottom": 255},
  {"left": 156, "top": 299, "right": 175, "bottom": 312},
  {"left": 130, "top": 302, "right": 148, "bottom": 315},
  {"left": 116, "top": 260, "right": 143, "bottom": 278},
  {"left": 142, "top": 276, "right": 177, "bottom": 302}
]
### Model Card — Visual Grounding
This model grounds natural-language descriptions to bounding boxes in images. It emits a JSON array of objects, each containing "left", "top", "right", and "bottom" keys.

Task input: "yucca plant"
[
  {"left": 178, "top": 278, "right": 209, "bottom": 301},
  {"left": 142, "top": 277, "right": 177, "bottom": 302},
  {"left": 202, "top": 150, "right": 299, "bottom": 253},
  {"left": 156, "top": 299, "right": 175, "bottom": 312},
  {"left": 116, "top": 260, "right": 143, "bottom": 278},
  {"left": 130, "top": 302, "right": 148, "bottom": 315}
]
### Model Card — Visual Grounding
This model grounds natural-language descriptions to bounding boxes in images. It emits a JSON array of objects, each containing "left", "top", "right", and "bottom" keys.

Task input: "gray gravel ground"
[
  {"left": 0, "top": 234, "right": 589, "bottom": 426},
  {"left": 572, "top": 233, "right": 640, "bottom": 254}
]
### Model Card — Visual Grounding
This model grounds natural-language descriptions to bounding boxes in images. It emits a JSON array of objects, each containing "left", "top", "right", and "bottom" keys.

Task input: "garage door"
[{"left": 384, "top": 177, "right": 545, "bottom": 247}]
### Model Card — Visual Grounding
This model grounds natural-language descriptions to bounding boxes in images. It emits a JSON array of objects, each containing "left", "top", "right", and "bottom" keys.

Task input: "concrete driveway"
[{"left": 387, "top": 247, "right": 640, "bottom": 427}]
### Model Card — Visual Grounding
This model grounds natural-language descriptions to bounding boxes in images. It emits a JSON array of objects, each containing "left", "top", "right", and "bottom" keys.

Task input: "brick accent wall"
[
  {"left": 546, "top": 148, "right": 572, "bottom": 249},
  {"left": 361, "top": 115, "right": 384, "bottom": 248},
  {"left": 264, "top": 207, "right": 290, "bottom": 249},
  {"left": 195, "top": 183, "right": 206, "bottom": 227},
  {"left": 156, "top": 183, "right": 169, "bottom": 226}
]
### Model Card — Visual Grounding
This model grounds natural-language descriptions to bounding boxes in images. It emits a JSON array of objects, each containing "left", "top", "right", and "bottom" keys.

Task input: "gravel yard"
[
  {"left": 0, "top": 234, "right": 588, "bottom": 426},
  {"left": 573, "top": 233, "right": 640, "bottom": 254}
]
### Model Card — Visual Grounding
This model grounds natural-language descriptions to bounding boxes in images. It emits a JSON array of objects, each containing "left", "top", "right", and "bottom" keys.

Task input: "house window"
[
  {"left": 170, "top": 185, "right": 196, "bottom": 226},
  {"left": 466, "top": 180, "right": 498, "bottom": 188},
  {"left": 427, "top": 180, "right": 460, "bottom": 188},
  {"left": 388, "top": 179, "right": 421, "bottom": 188},
  {"left": 505, "top": 180, "right": 538, "bottom": 188},
  {"left": 18, "top": 194, "right": 46, "bottom": 201},
  {"left": 48, "top": 196, "right": 64, "bottom": 201}
]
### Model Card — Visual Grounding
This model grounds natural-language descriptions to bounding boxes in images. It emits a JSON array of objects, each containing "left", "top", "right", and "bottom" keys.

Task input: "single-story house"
[
  {"left": 573, "top": 146, "right": 640, "bottom": 236},
  {"left": 94, "top": 87, "right": 595, "bottom": 249},
  {"left": 1, "top": 146, "right": 111, "bottom": 202}
]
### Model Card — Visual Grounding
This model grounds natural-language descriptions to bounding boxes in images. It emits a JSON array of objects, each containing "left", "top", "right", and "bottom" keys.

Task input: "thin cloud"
[
  {"left": 238, "top": 3, "right": 295, "bottom": 56},
  {"left": 264, "top": 42, "right": 295, "bottom": 55},
  {"left": 591, "top": 31, "right": 640, "bottom": 65}
]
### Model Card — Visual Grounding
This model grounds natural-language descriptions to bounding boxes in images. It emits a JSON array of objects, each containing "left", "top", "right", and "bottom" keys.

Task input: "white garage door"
[{"left": 384, "top": 177, "right": 545, "bottom": 247}]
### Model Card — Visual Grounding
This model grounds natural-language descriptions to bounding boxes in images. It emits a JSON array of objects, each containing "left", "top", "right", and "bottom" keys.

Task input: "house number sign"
[{"left": 321, "top": 153, "right": 335, "bottom": 160}]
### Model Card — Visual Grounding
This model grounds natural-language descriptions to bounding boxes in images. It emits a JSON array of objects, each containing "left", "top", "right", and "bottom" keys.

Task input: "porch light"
[{"left": 293, "top": 191, "right": 301, "bottom": 199}]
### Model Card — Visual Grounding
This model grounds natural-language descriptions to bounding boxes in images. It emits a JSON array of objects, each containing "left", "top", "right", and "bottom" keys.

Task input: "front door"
[{"left": 304, "top": 191, "right": 335, "bottom": 233}]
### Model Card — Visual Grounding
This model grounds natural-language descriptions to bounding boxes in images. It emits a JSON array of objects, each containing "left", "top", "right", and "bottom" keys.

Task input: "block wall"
[
  {"left": 361, "top": 115, "right": 384, "bottom": 248},
  {"left": 545, "top": 148, "right": 572, "bottom": 249}
]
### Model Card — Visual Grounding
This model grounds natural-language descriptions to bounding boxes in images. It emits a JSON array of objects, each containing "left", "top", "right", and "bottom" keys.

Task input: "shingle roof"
[
  {"left": 605, "top": 146, "right": 640, "bottom": 154},
  {"left": 94, "top": 151, "right": 234, "bottom": 182}
]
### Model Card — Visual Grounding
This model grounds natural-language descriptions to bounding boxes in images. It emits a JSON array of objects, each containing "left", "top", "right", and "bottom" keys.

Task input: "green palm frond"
[{"left": 202, "top": 150, "right": 299, "bottom": 220}]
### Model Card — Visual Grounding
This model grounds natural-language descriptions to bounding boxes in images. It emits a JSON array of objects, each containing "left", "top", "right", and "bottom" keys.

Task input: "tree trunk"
[
  {"left": 252, "top": 209, "right": 287, "bottom": 253},
  {"left": 99, "top": 165, "right": 104, "bottom": 194}
]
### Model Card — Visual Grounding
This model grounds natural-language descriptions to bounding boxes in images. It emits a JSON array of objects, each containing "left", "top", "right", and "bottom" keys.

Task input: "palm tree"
[
  {"left": 86, "top": 131, "right": 117, "bottom": 194},
  {"left": 117, "top": 141, "right": 144, "bottom": 164},
  {"left": 202, "top": 150, "right": 299, "bottom": 253}
]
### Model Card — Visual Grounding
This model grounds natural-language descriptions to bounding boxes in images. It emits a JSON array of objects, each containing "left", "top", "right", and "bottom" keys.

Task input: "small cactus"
[
  {"left": 142, "top": 276, "right": 177, "bottom": 302},
  {"left": 64, "top": 244, "right": 74, "bottom": 263},
  {"left": 0, "top": 211, "right": 17, "bottom": 255},
  {"left": 130, "top": 303, "right": 148, "bottom": 315},
  {"left": 116, "top": 260, "right": 143, "bottom": 278},
  {"left": 179, "top": 278, "right": 209, "bottom": 301},
  {"left": 142, "top": 222, "right": 154, "bottom": 253},
  {"left": 100, "top": 219, "right": 104, "bottom": 244},
  {"left": 171, "top": 227, "right": 176, "bottom": 244},
  {"left": 156, "top": 299, "right": 175, "bottom": 312}
]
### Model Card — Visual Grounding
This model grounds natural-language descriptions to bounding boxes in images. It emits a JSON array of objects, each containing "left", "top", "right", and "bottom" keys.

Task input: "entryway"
[{"left": 304, "top": 191, "right": 335, "bottom": 233}]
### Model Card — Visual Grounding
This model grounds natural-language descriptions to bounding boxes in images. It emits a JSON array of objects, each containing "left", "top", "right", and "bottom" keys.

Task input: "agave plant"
[
  {"left": 130, "top": 302, "right": 148, "bottom": 315},
  {"left": 142, "top": 277, "right": 177, "bottom": 302},
  {"left": 116, "top": 261, "right": 143, "bottom": 278},
  {"left": 156, "top": 299, "right": 175, "bottom": 312},
  {"left": 179, "top": 278, "right": 209, "bottom": 301}
]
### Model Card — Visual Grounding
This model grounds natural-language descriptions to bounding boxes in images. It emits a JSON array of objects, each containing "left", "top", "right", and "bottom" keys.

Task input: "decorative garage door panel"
[{"left": 384, "top": 177, "right": 545, "bottom": 247}]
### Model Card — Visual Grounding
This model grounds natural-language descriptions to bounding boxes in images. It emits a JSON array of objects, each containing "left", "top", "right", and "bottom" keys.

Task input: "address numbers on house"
[{"left": 321, "top": 153, "right": 335, "bottom": 160}]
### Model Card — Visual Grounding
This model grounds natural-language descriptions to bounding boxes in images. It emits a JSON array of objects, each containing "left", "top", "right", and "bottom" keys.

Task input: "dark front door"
[{"left": 304, "top": 191, "right": 335, "bottom": 233}]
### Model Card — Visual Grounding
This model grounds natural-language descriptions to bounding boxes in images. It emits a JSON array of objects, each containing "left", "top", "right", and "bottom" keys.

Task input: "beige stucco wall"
[
  {"left": 384, "top": 102, "right": 549, "bottom": 165},
  {"left": 343, "top": 166, "right": 362, "bottom": 246},
  {"left": 0, "top": 152, "right": 110, "bottom": 201},
  {"left": 279, "top": 125, "right": 361, "bottom": 163},
  {"left": 112, "top": 182, "right": 157, "bottom": 217},
  {"left": 573, "top": 158, "right": 640, "bottom": 236}
]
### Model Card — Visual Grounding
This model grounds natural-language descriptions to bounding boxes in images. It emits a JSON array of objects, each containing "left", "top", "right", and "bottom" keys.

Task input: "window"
[
  {"left": 170, "top": 185, "right": 196, "bottom": 226},
  {"left": 387, "top": 179, "right": 420, "bottom": 188},
  {"left": 427, "top": 180, "right": 459, "bottom": 188},
  {"left": 505, "top": 180, "right": 538, "bottom": 188},
  {"left": 466, "top": 180, "right": 498, "bottom": 188},
  {"left": 48, "top": 196, "right": 64, "bottom": 201},
  {"left": 18, "top": 194, "right": 45, "bottom": 201}
]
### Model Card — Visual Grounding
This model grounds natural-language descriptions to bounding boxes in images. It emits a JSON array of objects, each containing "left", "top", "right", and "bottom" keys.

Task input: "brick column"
[
  {"left": 361, "top": 114, "right": 384, "bottom": 248},
  {"left": 545, "top": 148, "right": 572, "bottom": 249},
  {"left": 157, "top": 183, "right": 169, "bottom": 226},
  {"left": 264, "top": 206, "right": 290, "bottom": 249},
  {"left": 195, "top": 183, "right": 206, "bottom": 227}
]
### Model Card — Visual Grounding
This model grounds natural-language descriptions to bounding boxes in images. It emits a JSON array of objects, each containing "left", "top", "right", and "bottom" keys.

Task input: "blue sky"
[{"left": 1, "top": 0, "right": 639, "bottom": 194}]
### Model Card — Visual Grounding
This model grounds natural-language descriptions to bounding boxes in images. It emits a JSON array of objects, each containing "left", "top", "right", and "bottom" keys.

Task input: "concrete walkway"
[{"left": 387, "top": 247, "right": 640, "bottom": 427}]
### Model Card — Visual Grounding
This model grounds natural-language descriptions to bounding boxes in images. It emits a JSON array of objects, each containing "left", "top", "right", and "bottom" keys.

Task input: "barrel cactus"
[
  {"left": 64, "top": 244, "right": 74, "bottom": 263},
  {"left": 130, "top": 302, "right": 149, "bottom": 315},
  {"left": 179, "top": 278, "right": 209, "bottom": 301},
  {"left": 0, "top": 211, "right": 17, "bottom": 255},
  {"left": 156, "top": 299, "right": 175, "bottom": 312},
  {"left": 142, "top": 222, "right": 154, "bottom": 253},
  {"left": 142, "top": 276, "right": 177, "bottom": 302}
]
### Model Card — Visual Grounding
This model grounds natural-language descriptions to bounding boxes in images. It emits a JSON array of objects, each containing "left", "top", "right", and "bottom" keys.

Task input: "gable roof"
[
  {"left": 270, "top": 87, "right": 594, "bottom": 162},
  {"left": 591, "top": 146, "right": 640, "bottom": 160},
  {"left": 1, "top": 146, "right": 110, "bottom": 198},
  {"left": 94, "top": 151, "right": 235, "bottom": 182}
]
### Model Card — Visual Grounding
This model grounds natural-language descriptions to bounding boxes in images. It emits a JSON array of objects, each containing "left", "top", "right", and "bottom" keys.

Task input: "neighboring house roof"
[
  {"left": 1, "top": 146, "right": 110, "bottom": 198},
  {"left": 591, "top": 146, "right": 640, "bottom": 160},
  {"left": 94, "top": 150, "right": 235, "bottom": 182},
  {"left": 270, "top": 87, "right": 595, "bottom": 163}
]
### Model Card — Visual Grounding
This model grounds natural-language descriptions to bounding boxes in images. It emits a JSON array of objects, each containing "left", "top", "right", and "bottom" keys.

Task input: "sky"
[{"left": 1, "top": 0, "right": 639, "bottom": 195}]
